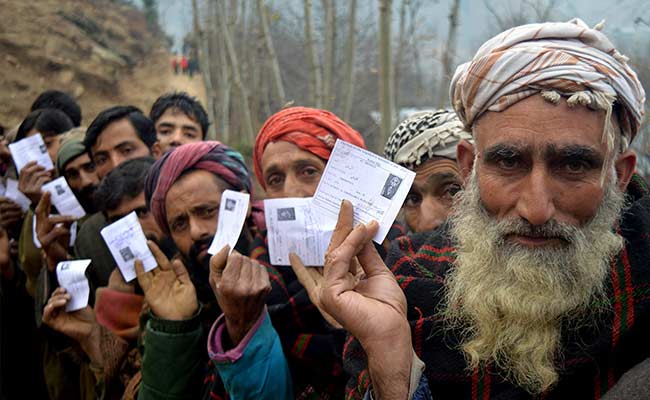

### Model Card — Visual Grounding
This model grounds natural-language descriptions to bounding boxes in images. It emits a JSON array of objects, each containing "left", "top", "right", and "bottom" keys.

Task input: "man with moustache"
[
  {"left": 318, "top": 19, "right": 650, "bottom": 399},
  {"left": 135, "top": 141, "right": 272, "bottom": 399},
  {"left": 384, "top": 110, "right": 472, "bottom": 233}
]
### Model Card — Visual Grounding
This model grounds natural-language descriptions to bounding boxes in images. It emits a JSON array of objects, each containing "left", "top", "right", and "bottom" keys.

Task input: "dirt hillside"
[{"left": 0, "top": 0, "right": 205, "bottom": 130}]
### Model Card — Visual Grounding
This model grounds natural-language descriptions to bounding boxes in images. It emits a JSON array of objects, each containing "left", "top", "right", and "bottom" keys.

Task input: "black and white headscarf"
[{"left": 384, "top": 109, "right": 472, "bottom": 169}]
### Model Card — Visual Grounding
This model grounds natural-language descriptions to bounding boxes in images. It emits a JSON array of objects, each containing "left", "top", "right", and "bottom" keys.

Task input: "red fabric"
[
  {"left": 148, "top": 141, "right": 250, "bottom": 234},
  {"left": 95, "top": 288, "right": 144, "bottom": 340},
  {"left": 253, "top": 107, "right": 365, "bottom": 189}
]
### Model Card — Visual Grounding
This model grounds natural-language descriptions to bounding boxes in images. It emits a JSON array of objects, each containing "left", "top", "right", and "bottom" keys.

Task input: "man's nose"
[
  {"left": 283, "top": 174, "right": 312, "bottom": 198},
  {"left": 515, "top": 166, "right": 556, "bottom": 226},
  {"left": 417, "top": 195, "right": 449, "bottom": 232},
  {"left": 189, "top": 217, "right": 211, "bottom": 241}
]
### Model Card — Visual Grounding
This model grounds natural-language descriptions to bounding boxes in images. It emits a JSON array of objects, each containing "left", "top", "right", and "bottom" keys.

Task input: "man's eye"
[
  {"left": 443, "top": 183, "right": 462, "bottom": 199},
  {"left": 171, "top": 219, "right": 188, "bottom": 232},
  {"left": 404, "top": 192, "right": 422, "bottom": 207},
  {"left": 497, "top": 157, "right": 520, "bottom": 170},
  {"left": 302, "top": 167, "right": 319, "bottom": 177},
  {"left": 267, "top": 174, "right": 283, "bottom": 187},
  {"left": 158, "top": 129, "right": 171, "bottom": 136},
  {"left": 121, "top": 146, "right": 134, "bottom": 155},
  {"left": 84, "top": 163, "right": 96, "bottom": 173},
  {"left": 65, "top": 171, "right": 79, "bottom": 180},
  {"left": 563, "top": 160, "right": 588, "bottom": 174},
  {"left": 184, "top": 132, "right": 198, "bottom": 139},
  {"left": 94, "top": 156, "right": 107, "bottom": 166}
]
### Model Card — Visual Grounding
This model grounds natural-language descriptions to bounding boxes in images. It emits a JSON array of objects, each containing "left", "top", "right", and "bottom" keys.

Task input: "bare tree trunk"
[
  {"left": 342, "top": 0, "right": 357, "bottom": 121},
  {"left": 206, "top": 0, "right": 221, "bottom": 140},
  {"left": 407, "top": 0, "right": 424, "bottom": 98},
  {"left": 394, "top": 0, "right": 408, "bottom": 117},
  {"left": 216, "top": 0, "right": 255, "bottom": 145},
  {"left": 215, "top": 0, "right": 231, "bottom": 143},
  {"left": 438, "top": 0, "right": 460, "bottom": 108},
  {"left": 379, "top": 0, "right": 393, "bottom": 149},
  {"left": 192, "top": 0, "right": 217, "bottom": 140},
  {"left": 321, "top": 0, "right": 336, "bottom": 109},
  {"left": 258, "top": 0, "right": 286, "bottom": 106},
  {"left": 303, "top": 0, "right": 322, "bottom": 107}
]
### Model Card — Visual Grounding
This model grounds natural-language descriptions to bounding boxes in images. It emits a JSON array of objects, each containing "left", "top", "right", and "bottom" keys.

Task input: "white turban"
[
  {"left": 384, "top": 110, "right": 472, "bottom": 168},
  {"left": 450, "top": 18, "right": 646, "bottom": 141}
]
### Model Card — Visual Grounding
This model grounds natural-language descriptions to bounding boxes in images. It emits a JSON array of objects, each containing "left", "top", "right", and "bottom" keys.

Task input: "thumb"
[{"left": 209, "top": 245, "right": 229, "bottom": 288}]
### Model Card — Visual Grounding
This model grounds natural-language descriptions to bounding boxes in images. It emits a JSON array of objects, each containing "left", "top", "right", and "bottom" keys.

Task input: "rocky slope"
[{"left": 0, "top": 0, "right": 170, "bottom": 128}]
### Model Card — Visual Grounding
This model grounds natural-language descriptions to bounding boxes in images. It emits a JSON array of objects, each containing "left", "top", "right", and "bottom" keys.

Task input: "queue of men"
[{"left": 1, "top": 18, "right": 649, "bottom": 400}]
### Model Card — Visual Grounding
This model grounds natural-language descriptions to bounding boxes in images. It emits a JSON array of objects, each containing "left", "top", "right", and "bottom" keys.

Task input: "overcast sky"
[{"left": 151, "top": 0, "right": 650, "bottom": 55}]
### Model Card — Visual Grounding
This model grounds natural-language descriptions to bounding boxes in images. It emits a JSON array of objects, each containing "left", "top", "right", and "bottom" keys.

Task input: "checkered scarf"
[{"left": 384, "top": 110, "right": 471, "bottom": 169}]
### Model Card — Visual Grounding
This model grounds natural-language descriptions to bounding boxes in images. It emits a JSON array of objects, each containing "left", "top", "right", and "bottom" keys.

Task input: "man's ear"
[
  {"left": 614, "top": 149, "right": 636, "bottom": 191},
  {"left": 457, "top": 139, "right": 476, "bottom": 181},
  {"left": 150, "top": 142, "right": 163, "bottom": 160}
]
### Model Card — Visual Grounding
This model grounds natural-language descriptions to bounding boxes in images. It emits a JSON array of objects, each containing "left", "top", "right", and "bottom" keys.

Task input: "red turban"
[{"left": 253, "top": 107, "right": 365, "bottom": 189}]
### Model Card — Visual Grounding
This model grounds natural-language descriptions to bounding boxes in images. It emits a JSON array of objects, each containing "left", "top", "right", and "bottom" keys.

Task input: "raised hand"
[
  {"left": 18, "top": 161, "right": 51, "bottom": 205},
  {"left": 320, "top": 200, "right": 412, "bottom": 399},
  {"left": 209, "top": 246, "right": 271, "bottom": 346},
  {"left": 136, "top": 240, "right": 198, "bottom": 321},
  {"left": 35, "top": 191, "right": 75, "bottom": 271},
  {"left": 42, "top": 287, "right": 96, "bottom": 342}
]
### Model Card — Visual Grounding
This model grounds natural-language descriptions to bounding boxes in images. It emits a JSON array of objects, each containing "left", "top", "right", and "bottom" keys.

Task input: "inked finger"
[
  {"left": 324, "top": 223, "right": 368, "bottom": 282},
  {"left": 356, "top": 238, "right": 390, "bottom": 278},
  {"left": 147, "top": 240, "right": 170, "bottom": 270},
  {"left": 327, "top": 200, "right": 355, "bottom": 252},
  {"left": 135, "top": 259, "right": 152, "bottom": 290},
  {"left": 289, "top": 252, "right": 317, "bottom": 293},
  {"left": 35, "top": 191, "right": 51, "bottom": 219}
]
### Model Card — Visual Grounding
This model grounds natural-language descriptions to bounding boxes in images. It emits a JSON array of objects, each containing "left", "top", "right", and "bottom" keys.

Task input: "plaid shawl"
[{"left": 344, "top": 175, "right": 650, "bottom": 399}]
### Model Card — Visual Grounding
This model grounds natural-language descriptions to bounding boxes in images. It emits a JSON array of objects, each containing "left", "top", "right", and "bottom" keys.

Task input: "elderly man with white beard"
[{"left": 318, "top": 19, "right": 650, "bottom": 399}]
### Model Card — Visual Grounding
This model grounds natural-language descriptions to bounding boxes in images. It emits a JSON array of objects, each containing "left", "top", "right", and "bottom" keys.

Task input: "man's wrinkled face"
[
  {"left": 63, "top": 153, "right": 99, "bottom": 213},
  {"left": 403, "top": 157, "right": 462, "bottom": 233},
  {"left": 260, "top": 140, "right": 326, "bottom": 198},
  {"left": 448, "top": 94, "right": 637, "bottom": 393},
  {"left": 165, "top": 170, "right": 226, "bottom": 268},
  {"left": 91, "top": 119, "right": 154, "bottom": 179},
  {"left": 154, "top": 108, "right": 203, "bottom": 153},
  {"left": 458, "top": 95, "right": 634, "bottom": 238}
]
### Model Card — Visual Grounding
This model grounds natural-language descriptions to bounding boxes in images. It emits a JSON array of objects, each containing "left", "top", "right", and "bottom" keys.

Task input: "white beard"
[{"left": 443, "top": 169, "right": 626, "bottom": 393}]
